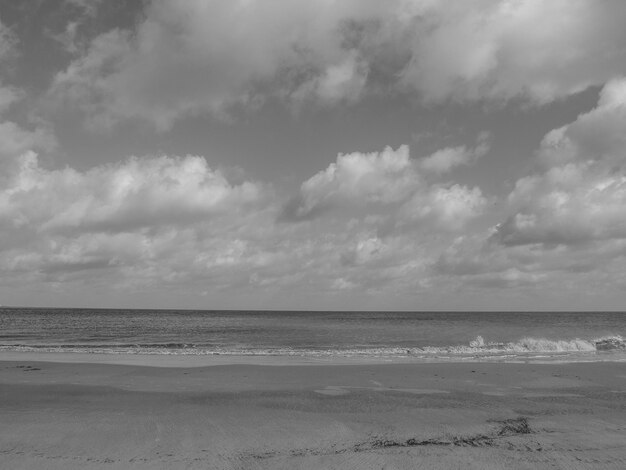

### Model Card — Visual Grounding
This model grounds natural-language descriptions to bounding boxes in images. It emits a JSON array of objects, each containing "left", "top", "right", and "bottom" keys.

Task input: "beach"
[{"left": 1, "top": 355, "right": 626, "bottom": 469}]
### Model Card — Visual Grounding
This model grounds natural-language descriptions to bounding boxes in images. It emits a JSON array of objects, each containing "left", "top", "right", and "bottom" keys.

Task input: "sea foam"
[
  {"left": 0, "top": 335, "right": 624, "bottom": 359},
  {"left": 435, "top": 335, "right": 624, "bottom": 354}
]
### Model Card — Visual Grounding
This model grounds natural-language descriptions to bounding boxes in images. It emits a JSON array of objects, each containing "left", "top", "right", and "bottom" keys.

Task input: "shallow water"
[{"left": 1, "top": 308, "right": 625, "bottom": 361}]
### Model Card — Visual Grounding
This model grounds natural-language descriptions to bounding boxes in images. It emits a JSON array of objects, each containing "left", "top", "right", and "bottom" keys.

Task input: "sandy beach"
[{"left": 0, "top": 356, "right": 625, "bottom": 469}]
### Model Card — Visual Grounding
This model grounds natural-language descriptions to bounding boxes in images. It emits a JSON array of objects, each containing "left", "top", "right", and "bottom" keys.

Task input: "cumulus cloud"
[
  {"left": 402, "top": 184, "right": 486, "bottom": 231},
  {"left": 51, "top": 0, "right": 392, "bottom": 129},
  {"left": 0, "top": 151, "right": 277, "bottom": 291},
  {"left": 418, "top": 132, "right": 491, "bottom": 174},
  {"left": 288, "top": 51, "right": 369, "bottom": 107},
  {"left": 282, "top": 145, "right": 416, "bottom": 220},
  {"left": 433, "top": 229, "right": 626, "bottom": 293},
  {"left": 497, "top": 78, "right": 626, "bottom": 246},
  {"left": 281, "top": 144, "right": 487, "bottom": 230},
  {"left": 0, "top": 152, "right": 266, "bottom": 235},
  {"left": 0, "top": 141, "right": 483, "bottom": 302},
  {"left": 433, "top": 78, "right": 626, "bottom": 289},
  {"left": 8, "top": 2, "right": 626, "bottom": 307},
  {"left": 400, "top": 0, "right": 626, "bottom": 103},
  {"left": 51, "top": 0, "right": 626, "bottom": 129}
]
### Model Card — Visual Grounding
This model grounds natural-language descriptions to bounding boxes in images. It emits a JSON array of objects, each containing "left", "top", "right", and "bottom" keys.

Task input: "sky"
[{"left": 1, "top": 0, "right": 626, "bottom": 310}]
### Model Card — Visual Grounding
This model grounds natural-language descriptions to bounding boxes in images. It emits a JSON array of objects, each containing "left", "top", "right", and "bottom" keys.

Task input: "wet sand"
[{"left": 1, "top": 356, "right": 626, "bottom": 469}]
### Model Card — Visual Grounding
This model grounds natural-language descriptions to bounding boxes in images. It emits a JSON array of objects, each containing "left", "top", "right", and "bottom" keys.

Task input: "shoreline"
[
  {"left": 2, "top": 356, "right": 626, "bottom": 393},
  {"left": 1, "top": 349, "right": 625, "bottom": 368}
]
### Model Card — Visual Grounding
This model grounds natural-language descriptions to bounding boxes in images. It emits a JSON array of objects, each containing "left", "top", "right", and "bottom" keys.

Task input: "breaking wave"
[
  {"left": 430, "top": 335, "right": 626, "bottom": 354},
  {"left": 0, "top": 335, "right": 625, "bottom": 360}
]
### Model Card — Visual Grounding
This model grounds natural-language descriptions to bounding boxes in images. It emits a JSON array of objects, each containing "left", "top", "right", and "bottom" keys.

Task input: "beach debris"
[
  {"left": 14, "top": 365, "right": 41, "bottom": 372},
  {"left": 242, "top": 416, "right": 535, "bottom": 460},
  {"left": 494, "top": 417, "right": 532, "bottom": 436}
]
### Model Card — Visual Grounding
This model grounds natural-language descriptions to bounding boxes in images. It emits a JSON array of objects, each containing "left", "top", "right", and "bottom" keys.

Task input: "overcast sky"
[{"left": 1, "top": 0, "right": 626, "bottom": 310}]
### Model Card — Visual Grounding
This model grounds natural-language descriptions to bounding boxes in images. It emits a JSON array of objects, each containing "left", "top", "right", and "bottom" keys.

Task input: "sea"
[{"left": 1, "top": 308, "right": 626, "bottom": 362}]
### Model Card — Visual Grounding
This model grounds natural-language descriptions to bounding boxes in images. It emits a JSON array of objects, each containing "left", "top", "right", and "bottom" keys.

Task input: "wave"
[
  {"left": 431, "top": 335, "right": 626, "bottom": 354},
  {"left": 0, "top": 335, "right": 625, "bottom": 358}
]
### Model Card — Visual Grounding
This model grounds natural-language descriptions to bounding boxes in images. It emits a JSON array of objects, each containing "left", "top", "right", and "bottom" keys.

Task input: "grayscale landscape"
[{"left": 1, "top": 1, "right": 626, "bottom": 469}]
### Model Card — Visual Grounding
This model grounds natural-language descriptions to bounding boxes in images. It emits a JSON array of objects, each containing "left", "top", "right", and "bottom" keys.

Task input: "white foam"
[{"left": 1, "top": 334, "right": 624, "bottom": 359}]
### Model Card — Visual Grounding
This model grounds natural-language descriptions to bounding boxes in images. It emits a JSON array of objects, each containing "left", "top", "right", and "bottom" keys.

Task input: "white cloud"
[
  {"left": 51, "top": 0, "right": 393, "bottom": 129},
  {"left": 0, "top": 152, "right": 277, "bottom": 291},
  {"left": 498, "top": 78, "right": 626, "bottom": 246},
  {"left": 0, "top": 143, "right": 481, "bottom": 302},
  {"left": 419, "top": 146, "right": 474, "bottom": 175},
  {"left": 404, "top": 184, "right": 486, "bottom": 231},
  {"left": 400, "top": 0, "right": 626, "bottom": 103},
  {"left": 286, "top": 145, "right": 416, "bottom": 218},
  {"left": 51, "top": 0, "right": 626, "bottom": 128},
  {"left": 289, "top": 51, "right": 369, "bottom": 106},
  {"left": 418, "top": 132, "right": 491, "bottom": 174},
  {"left": 433, "top": 78, "right": 626, "bottom": 290},
  {"left": 51, "top": 29, "right": 133, "bottom": 127},
  {"left": 340, "top": 235, "right": 388, "bottom": 267},
  {"left": 433, "top": 229, "right": 626, "bottom": 294},
  {"left": 282, "top": 144, "right": 487, "bottom": 231},
  {"left": 0, "top": 152, "right": 266, "bottom": 235}
]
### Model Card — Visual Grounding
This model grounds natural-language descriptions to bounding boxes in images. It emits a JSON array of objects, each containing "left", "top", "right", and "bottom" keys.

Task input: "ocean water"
[{"left": 1, "top": 308, "right": 626, "bottom": 362}]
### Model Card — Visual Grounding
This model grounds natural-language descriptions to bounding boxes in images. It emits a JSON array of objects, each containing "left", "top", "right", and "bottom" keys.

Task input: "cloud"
[
  {"left": 400, "top": 0, "right": 626, "bottom": 103},
  {"left": 283, "top": 145, "right": 416, "bottom": 219},
  {"left": 403, "top": 184, "right": 486, "bottom": 231},
  {"left": 46, "top": 0, "right": 110, "bottom": 56},
  {"left": 51, "top": 0, "right": 392, "bottom": 129},
  {"left": 433, "top": 230, "right": 626, "bottom": 293},
  {"left": 497, "top": 78, "right": 626, "bottom": 246},
  {"left": 281, "top": 143, "right": 487, "bottom": 230},
  {"left": 0, "top": 86, "right": 22, "bottom": 114},
  {"left": 49, "top": 21, "right": 81, "bottom": 55},
  {"left": 418, "top": 132, "right": 491, "bottom": 174},
  {"left": 0, "top": 123, "right": 55, "bottom": 160},
  {"left": 433, "top": 78, "right": 626, "bottom": 289},
  {"left": 288, "top": 50, "right": 369, "bottom": 107},
  {"left": 51, "top": 29, "right": 133, "bottom": 127},
  {"left": 0, "top": 152, "right": 266, "bottom": 235},
  {"left": 0, "top": 142, "right": 482, "bottom": 302},
  {"left": 5, "top": 129, "right": 621, "bottom": 304},
  {"left": 0, "top": 18, "right": 56, "bottom": 161},
  {"left": 51, "top": 0, "right": 626, "bottom": 129},
  {"left": 0, "top": 151, "right": 278, "bottom": 291},
  {"left": 0, "top": 20, "right": 17, "bottom": 62},
  {"left": 64, "top": 0, "right": 104, "bottom": 18}
]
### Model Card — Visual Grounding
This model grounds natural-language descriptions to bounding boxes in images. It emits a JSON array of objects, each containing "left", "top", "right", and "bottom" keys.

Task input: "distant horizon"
[{"left": 2, "top": 305, "right": 625, "bottom": 314}]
